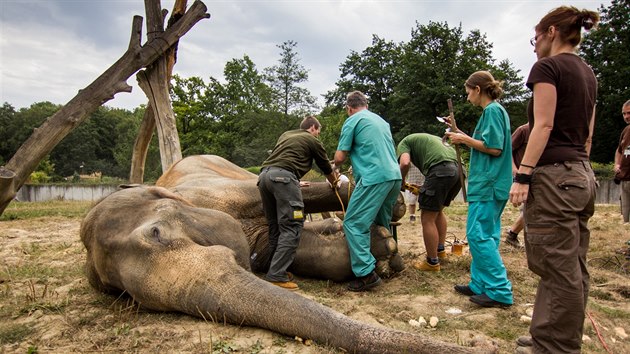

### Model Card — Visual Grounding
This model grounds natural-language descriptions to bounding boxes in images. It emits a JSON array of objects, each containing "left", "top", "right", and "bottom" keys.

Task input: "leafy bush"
[
  {"left": 29, "top": 171, "right": 51, "bottom": 184},
  {"left": 591, "top": 161, "right": 614, "bottom": 178},
  {"left": 245, "top": 166, "right": 261, "bottom": 174}
]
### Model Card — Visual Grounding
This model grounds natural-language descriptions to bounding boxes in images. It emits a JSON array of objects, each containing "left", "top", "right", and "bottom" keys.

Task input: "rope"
[
  {"left": 587, "top": 311, "right": 612, "bottom": 354},
  {"left": 332, "top": 174, "right": 346, "bottom": 215}
]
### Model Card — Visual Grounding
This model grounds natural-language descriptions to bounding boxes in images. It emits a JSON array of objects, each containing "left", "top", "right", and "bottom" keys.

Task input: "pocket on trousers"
[
  {"left": 270, "top": 176, "right": 291, "bottom": 183},
  {"left": 289, "top": 200, "right": 305, "bottom": 220},
  {"left": 526, "top": 223, "right": 558, "bottom": 277},
  {"left": 526, "top": 223, "right": 560, "bottom": 245},
  {"left": 435, "top": 170, "right": 456, "bottom": 178},
  {"left": 420, "top": 186, "right": 435, "bottom": 196},
  {"left": 557, "top": 179, "right": 586, "bottom": 190}
]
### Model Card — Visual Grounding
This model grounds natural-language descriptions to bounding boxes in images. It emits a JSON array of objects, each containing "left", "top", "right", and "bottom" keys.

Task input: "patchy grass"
[
  {"left": 0, "top": 200, "right": 92, "bottom": 221},
  {"left": 0, "top": 201, "right": 628, "bottom": 353}
]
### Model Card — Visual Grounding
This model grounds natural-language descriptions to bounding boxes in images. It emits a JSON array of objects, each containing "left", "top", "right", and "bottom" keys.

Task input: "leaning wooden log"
[
  {"left": 0, "top": 0, "right": 210, "bottom": 216},
  {"left": 129, "top": 104, "right": 157, "bottom": 184},
  {"left": 134, "top": 0, "right": 187, "bottom": 178}
]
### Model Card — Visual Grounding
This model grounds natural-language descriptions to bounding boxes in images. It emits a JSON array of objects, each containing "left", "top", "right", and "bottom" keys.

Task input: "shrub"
[
  {"left": 591, "top": 161, "right": 614, "bottom": 178},
  {"left": 29, "top": 171, "right": 51, "bottom": 184}
]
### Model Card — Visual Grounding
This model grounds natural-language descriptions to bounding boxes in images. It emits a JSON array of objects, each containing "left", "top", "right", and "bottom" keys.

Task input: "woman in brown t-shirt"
[{"left": 508, "top": 6, "right": 599, "bottom": 353}]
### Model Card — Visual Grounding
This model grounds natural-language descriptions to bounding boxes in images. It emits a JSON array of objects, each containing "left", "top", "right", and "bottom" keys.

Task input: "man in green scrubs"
[{"left": 334, "top": 91, "right": 402, "bottom": 292}]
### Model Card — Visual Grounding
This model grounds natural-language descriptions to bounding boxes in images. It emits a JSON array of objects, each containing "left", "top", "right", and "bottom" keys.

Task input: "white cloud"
[{"left": 0, "top": 0, "right": 610, "bottom": 110}]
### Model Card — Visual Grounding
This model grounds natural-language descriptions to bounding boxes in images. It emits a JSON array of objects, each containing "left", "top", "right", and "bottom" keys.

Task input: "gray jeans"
[
  {"left": 524, "top": 161, "right": 596, "bottom": 353},
  {"left": 257, "top": 167, "right": 304, "bottom": 282}
]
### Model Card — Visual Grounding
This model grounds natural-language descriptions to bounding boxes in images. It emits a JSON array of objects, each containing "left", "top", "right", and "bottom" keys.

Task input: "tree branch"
[{"left": 0, "top": 0, "right": 209, "bottom": 215}]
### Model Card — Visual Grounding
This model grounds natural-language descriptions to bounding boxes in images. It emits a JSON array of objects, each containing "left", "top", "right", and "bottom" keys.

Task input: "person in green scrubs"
[
  {"left": 334, "top": 91, "right": 402, "bottom": 292},
  {"left": 446, "top": 71, "right": 513, "bottom": 308}
]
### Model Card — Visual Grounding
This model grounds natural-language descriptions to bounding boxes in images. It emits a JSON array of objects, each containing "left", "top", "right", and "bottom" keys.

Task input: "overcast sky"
[{"left": 0, "top": 0, "right": 610, "bottom": 111}]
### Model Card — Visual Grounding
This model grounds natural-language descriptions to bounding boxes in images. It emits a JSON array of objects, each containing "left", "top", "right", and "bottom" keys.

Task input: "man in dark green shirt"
[
  {"left": 258, "top": 116, "right": 339, "bottom": 290},
  {"left": 397, "top": 133, "right": 461, "bottom": 271}
]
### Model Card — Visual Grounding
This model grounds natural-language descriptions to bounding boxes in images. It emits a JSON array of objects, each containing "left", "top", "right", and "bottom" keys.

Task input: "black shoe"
[
  {"left": 516, "top": 336, "right": 533, "bottom": 347},
  {"left": 347, "top": 271, "right": 382, "bottom": 292},
  {"left": 470, "top": 294, "right": 512, "bottom": 308},
  {"left": 505, "top": 230, "right": 524, "bottom": 249},
  {"left": 454, "top": 284, "right": 475, "bottom": 296},
  {"left": 505, "top": 236, "right": 523, "bottom": 249}
]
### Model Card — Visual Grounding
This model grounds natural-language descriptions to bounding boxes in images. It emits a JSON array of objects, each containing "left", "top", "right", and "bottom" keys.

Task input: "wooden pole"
[{"left": 447, "top": 99, "right": 467, "bottom": 202}]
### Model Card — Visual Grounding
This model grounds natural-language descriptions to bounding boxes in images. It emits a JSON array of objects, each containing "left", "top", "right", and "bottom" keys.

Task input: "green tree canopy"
[
  {"left": 323, "top": 21, "right": 526, "bottom": 145},
  {"left": 264, "top": 40, "right": 318, "bottom": 118},
  {"left": 581, "top": 0, "right": 630, "bottom": 162}
]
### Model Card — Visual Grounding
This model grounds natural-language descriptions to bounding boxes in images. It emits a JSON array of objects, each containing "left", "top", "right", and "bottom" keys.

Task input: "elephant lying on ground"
[
  {"left": 81, "top": 155, "right": 488, "bottom": 353},
  {"left": 154, "top": 154, "right": 405, "bottom": 281}
]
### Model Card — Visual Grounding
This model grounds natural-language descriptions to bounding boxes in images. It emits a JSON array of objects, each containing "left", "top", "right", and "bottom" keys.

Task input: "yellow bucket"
[{"left": 451, "top": 243, "right": 464, "bottom": 256}]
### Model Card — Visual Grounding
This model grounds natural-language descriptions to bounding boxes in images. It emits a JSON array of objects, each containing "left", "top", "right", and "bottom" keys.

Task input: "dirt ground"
[{"left": 1, "top": 202, "right": 629, "bottom": 353}]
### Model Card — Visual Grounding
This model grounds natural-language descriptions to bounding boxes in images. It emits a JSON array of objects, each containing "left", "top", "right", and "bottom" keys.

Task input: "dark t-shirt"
[
  {"left": 512, "top": 124, "right": 530, "bottom": 168},
  {"left": 526, "top": 53, "right": 597, "bottom": 165},
  {"left": 616, "top": 125, "right": 630, "bottom": 180},
  {"left": 262, "top": 129, "right": 333, "bottom": 179}
]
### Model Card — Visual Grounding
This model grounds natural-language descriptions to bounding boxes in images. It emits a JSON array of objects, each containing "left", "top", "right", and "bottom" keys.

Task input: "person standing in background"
[
  {"left": 614, "top": 100, "right": 630, "bottom": 224},
  {"left": 505, "top": 123, "right": 530, "bottom": 248},
  {"left": 403, "top": 163, "right": 424, "bottom": 224},
  {"left": 509, "top": 6, "right": 599, "bottom": 353},
  {"left": 334, "top": 91, "right": 402, "bottom": 292},
  {"left": 447, "top": 70, "right": 514, "bottom": 308}
]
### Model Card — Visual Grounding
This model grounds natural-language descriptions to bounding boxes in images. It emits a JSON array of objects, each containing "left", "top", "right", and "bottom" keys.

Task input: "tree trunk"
[
  {"left": 0, "top": 0, "right": 209, "bottom": 216},
  {"left": 129, "top": 104, "right": 156, "bottom": 184},
  {"left": 130, "top": 0, "right": 188, "bottom": 183}
]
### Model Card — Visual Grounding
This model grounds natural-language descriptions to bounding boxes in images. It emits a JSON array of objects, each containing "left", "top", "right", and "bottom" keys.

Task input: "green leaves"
[{"left": 581, "top": 0, "right": 630, "bottom": 162}]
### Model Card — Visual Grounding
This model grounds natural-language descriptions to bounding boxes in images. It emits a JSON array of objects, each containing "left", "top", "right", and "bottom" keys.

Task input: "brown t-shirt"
[
  {"left": 511, "top": 124, "right": 530, "bottom": 168},
  {"left": 616, "top": 125, "right": 630, "bottom": 180},
  {"left": 526, "top": 53, "right": 597, "bottom": 165}
]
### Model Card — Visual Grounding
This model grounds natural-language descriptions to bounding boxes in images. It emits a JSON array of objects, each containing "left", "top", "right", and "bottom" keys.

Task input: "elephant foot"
[{"left": 370, "top": 225, "right": 405, "bottom": 279}]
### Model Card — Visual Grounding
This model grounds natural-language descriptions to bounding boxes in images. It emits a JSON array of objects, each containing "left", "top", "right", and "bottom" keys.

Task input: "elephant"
[
  {"left": 80, "top": 155, "right": 489, "bottom": 353},
  {"left": 154, "top": 154, "right": 405, "bottom": 281}
]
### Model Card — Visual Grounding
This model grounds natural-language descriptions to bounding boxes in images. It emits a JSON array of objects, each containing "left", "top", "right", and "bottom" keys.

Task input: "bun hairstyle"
[
  {"left": 536, "top": 6, "right": 600, "bottom": 47},
  {"left": 465, "top": 71, "right": 504, "bottom": 100}
]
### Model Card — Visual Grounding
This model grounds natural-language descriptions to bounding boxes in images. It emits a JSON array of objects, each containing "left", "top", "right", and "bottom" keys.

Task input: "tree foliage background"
[
  {"left": 2, "top": 1, "right": 626, "bottom": 182},
  {"left": 581, "top": 0, "right": 630, "bottom": 162}
]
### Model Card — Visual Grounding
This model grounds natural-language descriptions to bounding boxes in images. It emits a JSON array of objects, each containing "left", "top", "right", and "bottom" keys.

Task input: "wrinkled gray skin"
[
  {"left": 81, "top": 155, "right": 489, "bottom": 354},
  {"left": 154, "top": 155, "right": 405, "bottom": 281}
]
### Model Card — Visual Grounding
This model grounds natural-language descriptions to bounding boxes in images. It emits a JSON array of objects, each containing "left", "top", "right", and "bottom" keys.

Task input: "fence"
[
  {"left": 14, "top": 179, "right": 623, "bottom": 204},
  {"left": 16, "top": 184, "right": 119, "bottom": 202}
]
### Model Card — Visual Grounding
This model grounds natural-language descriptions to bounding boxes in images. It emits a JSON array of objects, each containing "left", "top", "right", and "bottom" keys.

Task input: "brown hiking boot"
[
  {"left": 412, "top": 259, "right": 440, "bottom": 271},
  {"left": 269, "top": 281, "right": 299, "bottom": 291},
  {"left": 437, "top": 250, "right": 447, "bottom": 262}
]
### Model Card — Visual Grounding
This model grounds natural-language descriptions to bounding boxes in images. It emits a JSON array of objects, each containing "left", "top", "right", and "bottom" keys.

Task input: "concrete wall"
[
  {"left": 14, "top": 179, "right": 623, "bottom": 204},
  {"left": 450, "top": 178, "right": 620, "bottom": 204},
  {"left": 15, "top": 184, "right": 119, "bottom": 202}
]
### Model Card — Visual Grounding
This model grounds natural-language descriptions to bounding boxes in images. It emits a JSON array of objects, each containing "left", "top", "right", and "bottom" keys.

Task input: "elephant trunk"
[{"left": 128, "top": 244, "right": 484, "bottom": 354}]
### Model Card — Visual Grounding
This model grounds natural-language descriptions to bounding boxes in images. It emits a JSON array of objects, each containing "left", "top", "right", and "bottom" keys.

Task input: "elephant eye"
[{"left": 151, "top": 227, "right": 161, "bottom": 242}]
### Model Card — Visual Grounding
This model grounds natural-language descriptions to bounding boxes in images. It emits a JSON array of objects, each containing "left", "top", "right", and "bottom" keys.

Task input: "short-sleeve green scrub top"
[
  {"left": 467, "top": 101, "right": 512, "bottom": 202},
  {"left": 337, "top": 110, "right": 401, "bottom": 184}
]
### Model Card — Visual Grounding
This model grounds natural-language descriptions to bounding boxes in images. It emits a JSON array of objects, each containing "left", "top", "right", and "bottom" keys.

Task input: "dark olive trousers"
[
  {"left": 524, "top": 161, "right": 596, "bottom": 353},
  {"left": 258, "top": 167, "right": 304, "bottom": 282}
]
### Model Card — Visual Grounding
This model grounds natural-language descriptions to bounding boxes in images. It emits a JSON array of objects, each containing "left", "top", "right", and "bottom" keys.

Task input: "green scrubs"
[
  {"left": 466, "top": 101, "right": 513, "bottom": 305},
  {"left": 337, "top": 109, "right": 401, "bottom": 277}
]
